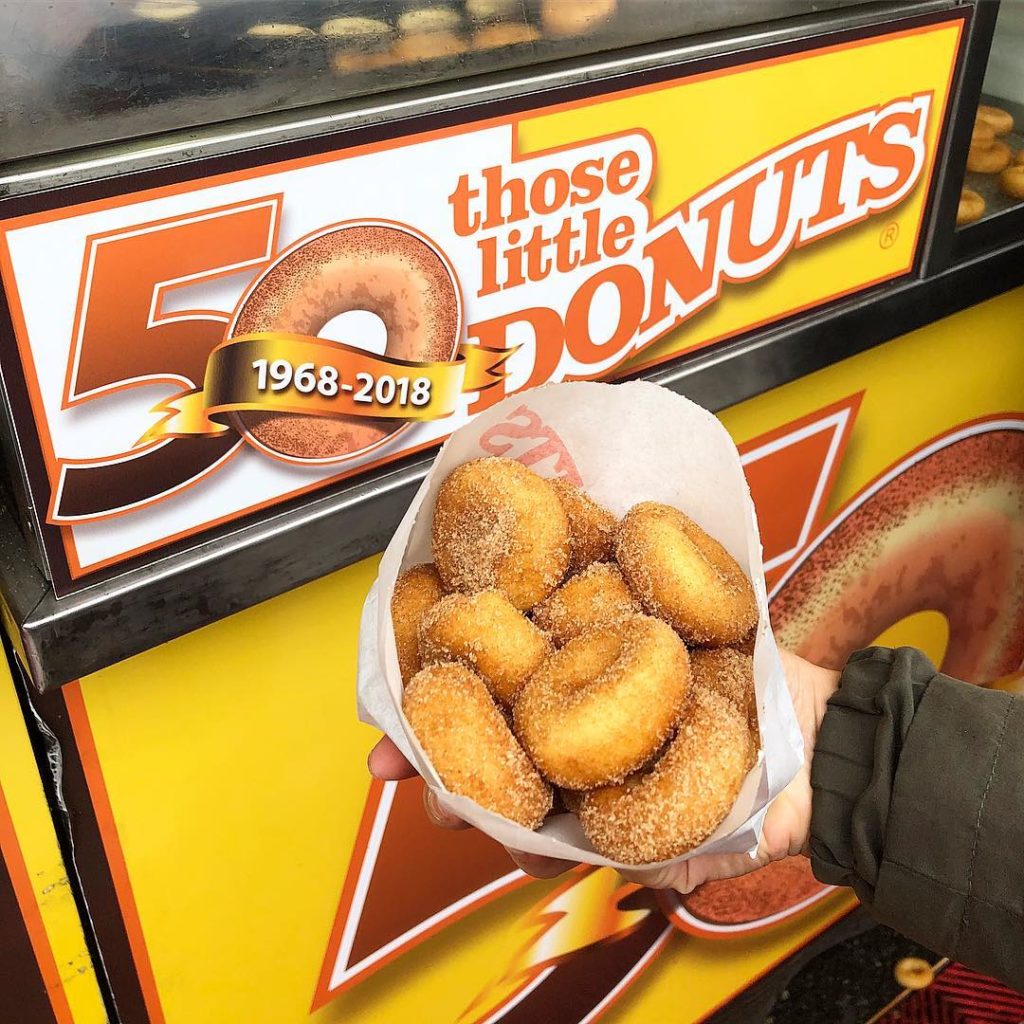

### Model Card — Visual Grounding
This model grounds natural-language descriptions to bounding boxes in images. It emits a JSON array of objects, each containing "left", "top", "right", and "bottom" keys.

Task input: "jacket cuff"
[{"left": 809, "top": 646, "right": 935, "bottom": 901}]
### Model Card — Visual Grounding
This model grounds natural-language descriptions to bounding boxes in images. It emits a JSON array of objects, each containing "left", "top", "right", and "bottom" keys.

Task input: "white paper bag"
[{"left": 356, "top": 380, "right": 804, "bottom": 868}]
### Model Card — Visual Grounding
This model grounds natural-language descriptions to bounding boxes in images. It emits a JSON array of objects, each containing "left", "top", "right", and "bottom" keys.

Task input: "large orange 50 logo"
[{"left": 52, "top": 197, "right": 282, "bottom": 522}]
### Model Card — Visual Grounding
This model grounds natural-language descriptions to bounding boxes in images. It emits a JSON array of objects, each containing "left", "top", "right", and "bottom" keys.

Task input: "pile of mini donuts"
[
  {"left": 392, "top": 456, "right": 761, "bottom": 864},
  {"left": 960, "top": 104, "right": 1024, "bottom": 225}
]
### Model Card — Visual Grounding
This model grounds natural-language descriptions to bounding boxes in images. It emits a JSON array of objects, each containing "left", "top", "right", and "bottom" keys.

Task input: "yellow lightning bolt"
[{"left": 461, "top": 867, "right": 650, "bottom": 1024}]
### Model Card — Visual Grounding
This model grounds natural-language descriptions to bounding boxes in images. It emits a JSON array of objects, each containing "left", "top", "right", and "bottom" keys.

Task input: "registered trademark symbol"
[{"left": 879, "top": 222, "right": 900, "bottom": 249}]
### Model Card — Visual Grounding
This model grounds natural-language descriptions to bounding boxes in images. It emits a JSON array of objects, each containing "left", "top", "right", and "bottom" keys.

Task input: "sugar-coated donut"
[
  {"left": 977, "top": 104, "right": 1014, "bottom": 136},
  {"left": 1000, "top": 164, "right": 1024, "bottom": 200},
  {"left": 433, "top": 457, "right": 570, "bottom": 610},
  {"left": 392, "top": 564, "right": 446, "bottom": 684},
  {"left": 248, "top": 23, "right": 316, "bottom": 39},
  {"left": 404, "top": 664, "right": 552, "bottom": 828},
  {"left": 690, "top": 647, "right": 758, "bottom": 736},
  {"left": 967, "top": 140, "right": 1012, "bottom": 173},
  {"left": 231, "top": 223, "right": 459, "bottom": 462},
  {"left": 133, "top": 0, "right": 197, "bottom": 20},
  {"left": 957, "top": 189, "right": 986, "bottom": 226},
  {"left": 578, "top": 688, "right": 756, "bottom": 863},
  {"left": 467, "top": 0, "right": 520, "bottom": 18},
  {"left": 616, "top": 502, "right": 757, "bottom": 645},
  {"left": 320, "top": 16, "right": 391, "bottom": 43},
  {"left": 513, "top": 615, "right": 690, "bottom": 789},
  {"left": 531, "top": 563, "right": 640, "bottom": 646},
  {"left": 548, "top": 479, "right": 617, "bottom": 573},
  {"left": 419, "top": 589, "right": 550, "bottom": 705},
  {"left": 971, "top": 119, "right": 996, "bottom": 145}
]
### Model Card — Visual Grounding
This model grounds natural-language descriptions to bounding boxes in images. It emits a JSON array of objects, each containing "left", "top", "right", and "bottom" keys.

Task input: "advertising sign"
[
  {"left": 0, "top": 16, "right": 962, "bottom": 589},
  {"left": 27, "top": 282, "right": 1024, "bottom": 1024}
]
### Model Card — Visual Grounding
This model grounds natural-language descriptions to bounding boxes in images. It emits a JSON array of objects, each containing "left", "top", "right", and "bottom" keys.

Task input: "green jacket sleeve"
[{"left": 809, "top": 646, "right": 1024, "bottom": 992}]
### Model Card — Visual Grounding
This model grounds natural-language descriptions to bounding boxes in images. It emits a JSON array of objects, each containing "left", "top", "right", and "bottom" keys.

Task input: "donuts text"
[{"left": 463, "top": 93, "right": 933, "bottom": 411}]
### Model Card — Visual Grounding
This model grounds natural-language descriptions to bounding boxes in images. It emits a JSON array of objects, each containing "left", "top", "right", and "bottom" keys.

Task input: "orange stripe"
[
  {"left": 0, "top": 781, "right": 75, "bottom": 1024},
  {"left": 64, "top": 682, "right": 165, "bottom": 1024}
]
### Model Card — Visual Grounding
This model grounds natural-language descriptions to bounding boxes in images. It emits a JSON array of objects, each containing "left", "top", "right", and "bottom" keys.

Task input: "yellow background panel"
[{"left": 70, "top": 284, "right": 1024, "bottom": 1024}]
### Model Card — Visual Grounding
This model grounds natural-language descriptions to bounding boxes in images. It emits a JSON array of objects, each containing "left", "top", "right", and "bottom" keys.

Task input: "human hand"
[
  {"left": 367, "top": 737, "right": 577, "bottom": 879},
  {"left": 619, "top": 649, "right": 840, "bottom": 892}
]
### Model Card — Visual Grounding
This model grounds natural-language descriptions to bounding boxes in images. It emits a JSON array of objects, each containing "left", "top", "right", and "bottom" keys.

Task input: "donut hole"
[
  {"left": 318, "top": 309, "right": 389, "bottom": 355},
  {"left": 514, "top": 616, "right": 690, "bottom": 789},
  {"left": 559, "top": 631, "right": 625, "bottom": 697}
]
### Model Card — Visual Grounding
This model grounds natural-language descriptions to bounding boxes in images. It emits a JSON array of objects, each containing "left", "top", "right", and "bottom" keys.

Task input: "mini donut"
[
  {"left": 531, "top": 563, "right": 640, "bottom": 646},
  {"left": 548, "top": 479, "right": 617, "bottom": 573},
  {"left": 999, "top": 164, "right": 1024, "bottom": 200},
  {"left": 971, "top": 119, "right": 996, "bottom": 145},
  {"left": 397, "top": 7, "right": 463, "bottom": 34},
  {"left": 403, "top": 664, "right": 552, "bottom": 828},
  {"left": 616, "top": 502, "right": 758, "bottom": 646},
  {"left": 231, "top": 223, "right": 459, "bottom": 462},
  {"left": 967, "top": 140, "right": 1012, "bottom": 174},
  {"left": 419, "top": 589, "right": 550, "bottom": 705},
  {"left": 132, "top": 0, "right": 198, "bottom": 20},
  {"left": 248, "top": 23, "right": 316, "bottom": 39},
  {"left": 466, "top": 0, "right": 520, "bottom": 18},
  {"left": 957, "top": 188, "right": 986, "bottom": 226},
  {"left": 1015, "top": 149, "right": 1024, "bottom": 167},
  {"left": 333, "top": 50, "right": 401, "bottom": 72},
  {"left": 689, "top": 647, "right": 758, "bottom": 736},
  {"left": 977, "top": 104, "right": 1014, "bottom": 136},
  {"left": 578, "top": 687, "right": 756, "bottom": 863},
  {"left": 433, "top": 457, "right": 570, "bottom": 610},
  {"left": 542, "top": 0, "right": 616, "bottom": 36},
  {"left": 320, "top": 16, "right": 392, "bottom": 44},
  {"left": 513, "top": 615, "right": 690, "bottom": 789},
  {"left": 895, "top": 958, "right": 934, "bottom": 991},
  {"left": 393, "top": 30, "right": 465, "bottom": 62},
  {"left": 472, "top": 21, "right": 541, "bottom": 49},
  {"left": 391, "top": 563, "right": 446, "bottom": 684}
]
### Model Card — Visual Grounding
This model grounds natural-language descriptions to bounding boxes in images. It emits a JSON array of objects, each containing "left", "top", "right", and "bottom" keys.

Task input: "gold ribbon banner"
[{"left": 139, "top": 332, "right": 514, "bottom": 444}]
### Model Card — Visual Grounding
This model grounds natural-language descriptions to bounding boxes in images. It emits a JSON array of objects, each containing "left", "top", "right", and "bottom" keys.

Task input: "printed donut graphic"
[
  {"left": 663, "top": 856, "right": 832, "bottom": 937},
  {"left": 771, "top": 423, "right": 1024, "bottom": 684},
  {"left": 664, "top": 420, "right": 1024, "bottom": 937},
  {"left": 230, "top": 221, "right": 462, "bottom": 463}
]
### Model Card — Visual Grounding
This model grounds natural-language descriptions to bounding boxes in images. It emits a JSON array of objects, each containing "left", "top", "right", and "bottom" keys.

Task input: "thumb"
[{"left": 622, "top": 850, "right": 763, "bottom": 894}]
